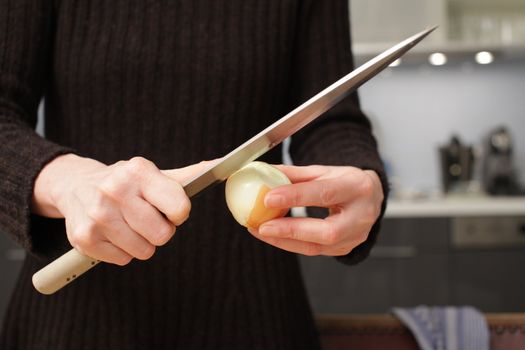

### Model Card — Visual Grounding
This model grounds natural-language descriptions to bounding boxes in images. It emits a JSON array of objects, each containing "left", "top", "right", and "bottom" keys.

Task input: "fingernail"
[
  {"left": 264, "top": 194, "right": 286, "bottom": 208},
  {"left": 259, "top": 225, "right": 279, "bottom": 237}
]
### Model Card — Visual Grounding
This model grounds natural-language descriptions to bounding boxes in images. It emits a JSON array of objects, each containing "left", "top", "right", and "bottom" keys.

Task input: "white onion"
[{"left": 225, "top": 161, "right": 291, "bottom": 228}]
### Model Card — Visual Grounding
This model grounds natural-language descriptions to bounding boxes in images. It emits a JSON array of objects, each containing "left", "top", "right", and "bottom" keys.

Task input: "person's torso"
[
  {"left": 1, "top": 2, "right": 322, "bottom": 349},
  {"left": 45, "top": 0, "right": 300, "bottom": 168}
]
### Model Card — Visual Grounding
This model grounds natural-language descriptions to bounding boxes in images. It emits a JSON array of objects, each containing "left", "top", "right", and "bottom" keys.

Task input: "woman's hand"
[
  {"left": 33, "top": 154, "right": 215, "bottom": 265},
  {"left": 248, "top": 165, "right": 384, "bottom": 257}
]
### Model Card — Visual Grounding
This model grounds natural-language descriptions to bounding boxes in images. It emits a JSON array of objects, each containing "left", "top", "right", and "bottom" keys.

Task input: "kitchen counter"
[{"left": 385, "top": 196, "right": 525, "bottom": 218}]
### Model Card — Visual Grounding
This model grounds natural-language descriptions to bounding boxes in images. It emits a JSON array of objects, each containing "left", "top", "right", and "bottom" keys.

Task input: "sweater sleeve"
[
  {"left": 287, "top": 0, "right": 389, "bottom": 265},
  {"left": 0, "top": 0, "right": 73, "bottom": 254}
]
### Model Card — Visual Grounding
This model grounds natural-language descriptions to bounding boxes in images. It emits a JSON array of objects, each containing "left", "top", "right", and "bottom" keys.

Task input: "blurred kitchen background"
[
  {"left": 300, "top": 0, "right": 525, "bottom": 316},
  {"left": 1, "top": 0, "right": 525, "bottom": 327}
]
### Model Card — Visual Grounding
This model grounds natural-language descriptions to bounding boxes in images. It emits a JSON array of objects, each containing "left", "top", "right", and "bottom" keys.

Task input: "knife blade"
[
  {"left": 183, "top": 26, "right": 436, "bottom": 198},
  {"left": 32, "top": 27, "right": 435, "bottom": 295}
]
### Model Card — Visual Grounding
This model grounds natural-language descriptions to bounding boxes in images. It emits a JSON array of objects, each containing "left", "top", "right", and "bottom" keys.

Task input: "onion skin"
[
  {"left": 225, "top": 162, "right": 290, "bottom": 229},
  {"left": 245, "top": 185, "right": 288, "bottom": 228}
]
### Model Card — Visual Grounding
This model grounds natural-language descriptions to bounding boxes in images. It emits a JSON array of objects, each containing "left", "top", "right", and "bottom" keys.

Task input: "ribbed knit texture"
[{"left": 0, "top": 0, "right": 388, "bottom": 349}]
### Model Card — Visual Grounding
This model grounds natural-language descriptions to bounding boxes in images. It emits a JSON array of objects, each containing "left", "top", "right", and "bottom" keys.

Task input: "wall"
[
  {"left": 38, "top": 60, "right": 525, "bottom": 196},
  {"left": 356, "top": 60, "right": 525, "bottom": 194}
]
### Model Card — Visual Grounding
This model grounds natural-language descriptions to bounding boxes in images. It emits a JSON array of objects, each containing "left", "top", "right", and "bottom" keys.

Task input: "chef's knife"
[{"left": 32, "top": 27, "right": 436, "bottom": 294}]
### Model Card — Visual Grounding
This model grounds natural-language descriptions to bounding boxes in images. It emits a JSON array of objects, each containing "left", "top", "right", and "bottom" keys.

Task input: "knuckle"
[
  {"left": 133, "top": 210, "right": 152, "bottom": 226},
  {"left": 114, "top": 255, "right": 133, "bottom": 266},
  {"left": 303, "top": 243, "right": 322, "bottom": 257},
  {"left": 309, "top": 165, "right": 324, "bottom": 173},
  {"left": 323, "top": 225, "right": 341, "bottom": 245},
  {"left": 153, "top": 224, "right": 176, "bottom": 246},
  {"left": 136, "top": 244, "right": 156, "bottom": 260},
  {"left": 179, "top": 198, "right": 192, "bottom": 218},
  {"left": 370, "top": 206, "right": 380, "bottom": 221},
  {"left": 111, "top": 160, "right": 127, "bottom": 168},
  {"left": 71, "top": 226, "right": 97, "bottom": 251},
  {"left": 357, "top": 230, "right": 369, "bottom": 244},
  {"left": 358, "top": 175, "right": 375, "bottom": 197},
  {"left": 286, "top": 225, "right": 298, "bottom": 240},
  {"left": 87, "top": 204, "right": 111, "bottom": 223},
  {"left": 129, "top": 156, "right": 150, "bottom": 166},
  {"left": 93, "top": 187, "right": 109, "bottom": 207},
  {"left": 126, "top": 157, "right": 154, "bottom": 176},
  {"left": 362, "top": 204, "right": 380, "bottom": 224},
  {"left": 336, "top": 245, "right": 354, "bottom": 256},
  {"left": 100, "top": 176, "right": 125, "bottom": 197},
  {"left": 319, "top": 185, "right": 336, "bottom": 206},
  {"left": 169, "top": 198, "right": 191, "bottom": 225},
  {"left": 289, "top": 188, "right": 301, "bottom": 207}
]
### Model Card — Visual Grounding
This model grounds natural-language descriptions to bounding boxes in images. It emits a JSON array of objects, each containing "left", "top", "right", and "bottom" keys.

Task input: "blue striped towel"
[{"left": 392, "top": 306, "right": 489, "bottom": 350}]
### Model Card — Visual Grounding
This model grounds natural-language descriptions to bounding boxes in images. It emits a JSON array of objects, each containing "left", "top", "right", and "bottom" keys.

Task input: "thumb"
[{"left": 162, "top": 158, "right": 222, "bottom": 184}]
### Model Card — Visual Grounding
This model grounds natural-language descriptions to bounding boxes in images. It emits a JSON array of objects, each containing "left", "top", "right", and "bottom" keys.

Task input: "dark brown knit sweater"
[{"left": 0, "top": 0, "right": 388, "bottom": 349}]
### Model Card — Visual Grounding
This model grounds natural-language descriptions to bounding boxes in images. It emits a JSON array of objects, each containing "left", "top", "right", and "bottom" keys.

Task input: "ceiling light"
[
  {"left": 475, "top": 51, "right": 494, "bottom": 65},
  {"left": 429, "top": 53, "right": 447, "bottom": 66},
  {"left": 389, "top": 58, "right": 401, "bottom": 67}
]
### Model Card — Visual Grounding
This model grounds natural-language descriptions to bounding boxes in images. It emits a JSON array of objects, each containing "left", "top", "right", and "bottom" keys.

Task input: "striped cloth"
[{"left": 392, "top": 306, "right": 489, "bottom": 350}]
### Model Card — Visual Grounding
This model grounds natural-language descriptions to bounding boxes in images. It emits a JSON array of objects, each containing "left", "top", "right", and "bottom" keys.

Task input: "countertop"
[{"left": 385, "top": 196, "right": 525, "bottom": 218}]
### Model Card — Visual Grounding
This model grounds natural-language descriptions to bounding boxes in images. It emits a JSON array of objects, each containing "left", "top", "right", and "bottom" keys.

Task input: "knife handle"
[{"left": 32, "top": 249, "right": 100, "bottom": 295}]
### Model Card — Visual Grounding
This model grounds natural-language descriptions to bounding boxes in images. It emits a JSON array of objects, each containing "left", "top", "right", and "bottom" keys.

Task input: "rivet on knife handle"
[{"left": 32, "top": 249, "right": 100, "bottom": 295}]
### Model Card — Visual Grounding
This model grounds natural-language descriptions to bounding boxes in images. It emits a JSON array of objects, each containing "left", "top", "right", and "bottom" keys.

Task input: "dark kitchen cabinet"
[
  {"left": 2, "top": 217, "right": 525, "bottom": 326},
  {"left": 300, "top": 217, "right": 525, "bottom": 314},
  {"left": 450, "top": 250, "right": 525, "bottom": 312}
]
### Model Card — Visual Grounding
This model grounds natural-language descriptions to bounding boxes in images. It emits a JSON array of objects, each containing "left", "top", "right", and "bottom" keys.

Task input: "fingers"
[
  {"left": 250, "top": 220, "right": 367, "bottom": 257},
  {"left": 248, "top": 228, "right": 324, "bottom": 256},
  {"left": 247, "top": 165, "right": 383, "bottom": 258},
  {"left": 101, "top": 219, "right": 156, "bottom": 261},
  {"left": 271, "top": 164, "right": 328, "bottom": 183},
  {"left": 145, "top": 159, "right": 225, "bottom": 224},
  {"left": 120, "top": 197, "right": 176, "bottom": 246},
  {"left": 84, "top": 240, "right": 134, "bottom": 266},
  {"left": 113, "top": 156, "right": 192, "bottom": 226},
  {"left": 250, "top": 200, "right": 374, "bottom": 257},
  {"left": 70, "top": 200, "right": 156, "bottom": 263},
  {"left": 141, "top": 170, "right": 191, "bottom": 226},
  {"left": 258, "top": 217, "right": 340, "bottom": 245},
  {"left": 265, "top": 177, "right": 358, "bottom": 209},
  {"left": 322, "top": 237, "right": 364, "bottom": 256},
  {"left": 258, "top": 211, "right": 369, "bottom": 241},
  {"left": 68, "top": 212, "right": 159, "bottom": 266},
  {"left": 63, "top": 157, "right": 218, "bottom": 266},
  {"left": 265, "top": 167, "right": 379, "bottom": 210},
  {"left": 67, "top": 221, "right": 135, "bottom": 266}
]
